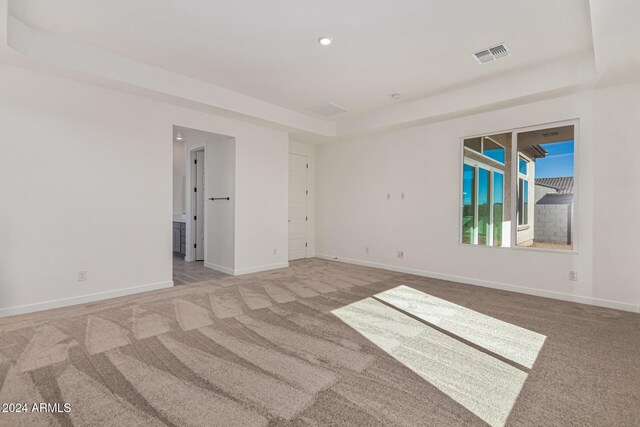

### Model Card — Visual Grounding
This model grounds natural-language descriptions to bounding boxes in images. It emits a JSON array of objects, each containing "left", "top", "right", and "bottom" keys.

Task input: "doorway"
[
  {"left": 172, "top": 125, "right": 236, "bottom": 285},
  {"left": 288, "top": 152, "right": 308, "bottom": 260}
]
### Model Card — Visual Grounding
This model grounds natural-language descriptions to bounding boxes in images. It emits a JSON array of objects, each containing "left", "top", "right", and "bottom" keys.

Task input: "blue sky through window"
[
  {"left": 463, "top": 165, "right": 474, "bottom": 205},
  {"left": 484, "top": 148, "right": 505, "bottom": 163},
  {"left": 535, "top": 140, "right": 574, "bottom": 178},
  {"left": 494, "top": 173, "right": 503, "bottom": 203}
]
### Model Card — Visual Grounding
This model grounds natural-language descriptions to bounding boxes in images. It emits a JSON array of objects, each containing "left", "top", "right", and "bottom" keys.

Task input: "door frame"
[{"left": 186, "top": 145, "right": 206, "bottom": 262}]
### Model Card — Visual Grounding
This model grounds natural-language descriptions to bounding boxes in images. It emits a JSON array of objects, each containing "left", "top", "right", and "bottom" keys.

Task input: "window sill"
[{"left": 459, "top": 241, "right": 577, "bottom": 255}]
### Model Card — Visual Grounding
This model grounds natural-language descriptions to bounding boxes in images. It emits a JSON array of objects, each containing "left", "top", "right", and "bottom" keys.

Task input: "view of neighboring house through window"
[
  {"left": 461, "top": 123, "right": 575, "bottom": 251},
  {"left": 516, "top": 125, "right": 575, "bottom": 250}
]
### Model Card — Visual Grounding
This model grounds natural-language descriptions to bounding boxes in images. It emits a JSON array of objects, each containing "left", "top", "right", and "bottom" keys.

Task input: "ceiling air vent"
[
  {"left": 472, "top": 43, "right": 510, "bottom": 64},
  {"left": 309, "top": 103, "right": 348, "bottom": 117}
]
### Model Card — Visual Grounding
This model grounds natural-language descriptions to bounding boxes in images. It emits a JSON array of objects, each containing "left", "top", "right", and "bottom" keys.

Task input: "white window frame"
[
  {"left": 459, "top": 118, "right": 579, "bottom": 254},
  {"left": 462, "top": 158, "right": 504, "bottom": 247},
  {"left": 463, "top": 136, "right": 506, "bottom": 166},
  {"left": 517, "top": 155, "right": 531, "bottom": 227}
]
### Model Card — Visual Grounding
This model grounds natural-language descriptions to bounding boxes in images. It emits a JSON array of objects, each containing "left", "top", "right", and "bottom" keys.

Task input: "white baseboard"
[
  {"left": 204, "top": 261, "right": 289, "bottom": 276},
  {"left": 316, "top": 254, "right": 640, "bottom": 314},
  {"left": 234, "top": 262, "right": 289, "bottom": 276},
  {"left": 204, "top": 262, "right": 235, "bottom": 275},
  {"left": 0, "top": 280, "right": 174, "bottom": 318}
]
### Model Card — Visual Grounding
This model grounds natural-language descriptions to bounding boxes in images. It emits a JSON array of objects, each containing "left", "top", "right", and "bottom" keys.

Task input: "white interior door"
[
  {"left": 195, "top": 150, "right": 205, "bottom": 261},
  {"left": 288, "top": 153, "right": 308, "bottom": 261}
]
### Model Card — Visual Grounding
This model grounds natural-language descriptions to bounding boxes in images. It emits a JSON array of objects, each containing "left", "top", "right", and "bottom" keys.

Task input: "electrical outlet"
[
  {"left": 273, "top": 248, "right": 277, "bottom": 255},
  {"left": 397, "top": 251, "right": 404, "bottom": 259},
  {"left": 365, "top": 247, "right": 369, "bottom": 254},
  {"left": 77, "top": 270, "right": 87, "bottom": 282},
  {"left": 386, "top": 193, "right": 391, "bottom": 200},
  {"left": 569, "top": 271, "right": 578, "bottom": 281}
]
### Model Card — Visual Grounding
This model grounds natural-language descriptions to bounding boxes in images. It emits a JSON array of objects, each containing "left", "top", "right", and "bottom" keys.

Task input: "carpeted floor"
[{"left": 0, "top": 258, "right": 638, "bottom": 426}]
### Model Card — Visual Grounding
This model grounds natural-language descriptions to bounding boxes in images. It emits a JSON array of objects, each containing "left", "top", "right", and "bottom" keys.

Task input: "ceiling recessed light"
[
  {"left": 391, "top": 93, "right": 402, "bottom": 100},
  {"left": 318, "top": 37, "right": 332, "bottom": 46},
  {"left": 176, "top": 133, "right": 183, "bottom": 141}
]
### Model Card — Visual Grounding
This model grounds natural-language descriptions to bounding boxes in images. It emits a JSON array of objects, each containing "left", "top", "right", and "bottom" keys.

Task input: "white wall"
[
  {"left": 206, "top": 136, "right": 236, "bottom": 272},
  {"left": 316, "top": 83, "right": 640, "bottom": 313},
  {"left": 592, "top": 83, "right": 640, "bottom": 307},
  {"left": 234, "top": 134, "right": 289, "bottom": 274},
  {"left": 0, "top": 63, "right": 288, "bottom": 316},
  {"left": 289, "top": 139, "right": 316, "bottom": 257}
]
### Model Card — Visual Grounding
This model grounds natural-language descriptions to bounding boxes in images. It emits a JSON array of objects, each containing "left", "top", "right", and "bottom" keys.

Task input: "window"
[
  {"left": 478, "top": 167, "right": 491, "bottom": 245},
  {"left": 462, "top": 132, "right": 509, "bottom": 247},
  {"left": 517, "top": 156, "right": 530, "bottom": 226},
  {"left": 462, "top": 158, "right": 505, "bottom": 247},
  {"left": 462, "top": 164, "right": 475, "bottom": 244},
  {"left": 517, "top": 178, "right": 529, "bottom": 225},
  {"left": 461, "top": 123, "right": 576, "bottom": 251},
  {"left": 484, "top": 138, "right": 505, "bottom": 163},
  {"left": 464, "top": 137, "right": 482, "bottom": 154},
  {"left": 493, "top": 173, "right": 504, "bottom": 246},
  {"left": 518, "top": 157, "right": 528, "bottom": 174},
  {"left": 464, "top": 136, "right": 505, "bottom": 164}
]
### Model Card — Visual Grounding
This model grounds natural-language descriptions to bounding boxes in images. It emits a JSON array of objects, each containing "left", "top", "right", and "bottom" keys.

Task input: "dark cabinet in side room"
[{"left": 173, "top": 221, "right": 186, "bottom": 257}]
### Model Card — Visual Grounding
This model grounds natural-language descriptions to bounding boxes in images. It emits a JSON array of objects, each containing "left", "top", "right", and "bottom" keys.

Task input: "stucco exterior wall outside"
[{"left": 535, "top": 204, "right": 571, "bottom": 243}]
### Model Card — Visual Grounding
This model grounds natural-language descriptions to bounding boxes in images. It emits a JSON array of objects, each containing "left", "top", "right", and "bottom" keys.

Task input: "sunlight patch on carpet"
[
  {"left": 332, "top": 290, "right": 545, "bottom": 427},
  {"left": 375, "top": 285, "right": 546, "bottom": 368}
]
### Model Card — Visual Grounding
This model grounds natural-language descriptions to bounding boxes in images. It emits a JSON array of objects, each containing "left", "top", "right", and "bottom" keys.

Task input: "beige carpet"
[{"left": 0, "top": 258, "right": 638, "bottom": 426}]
